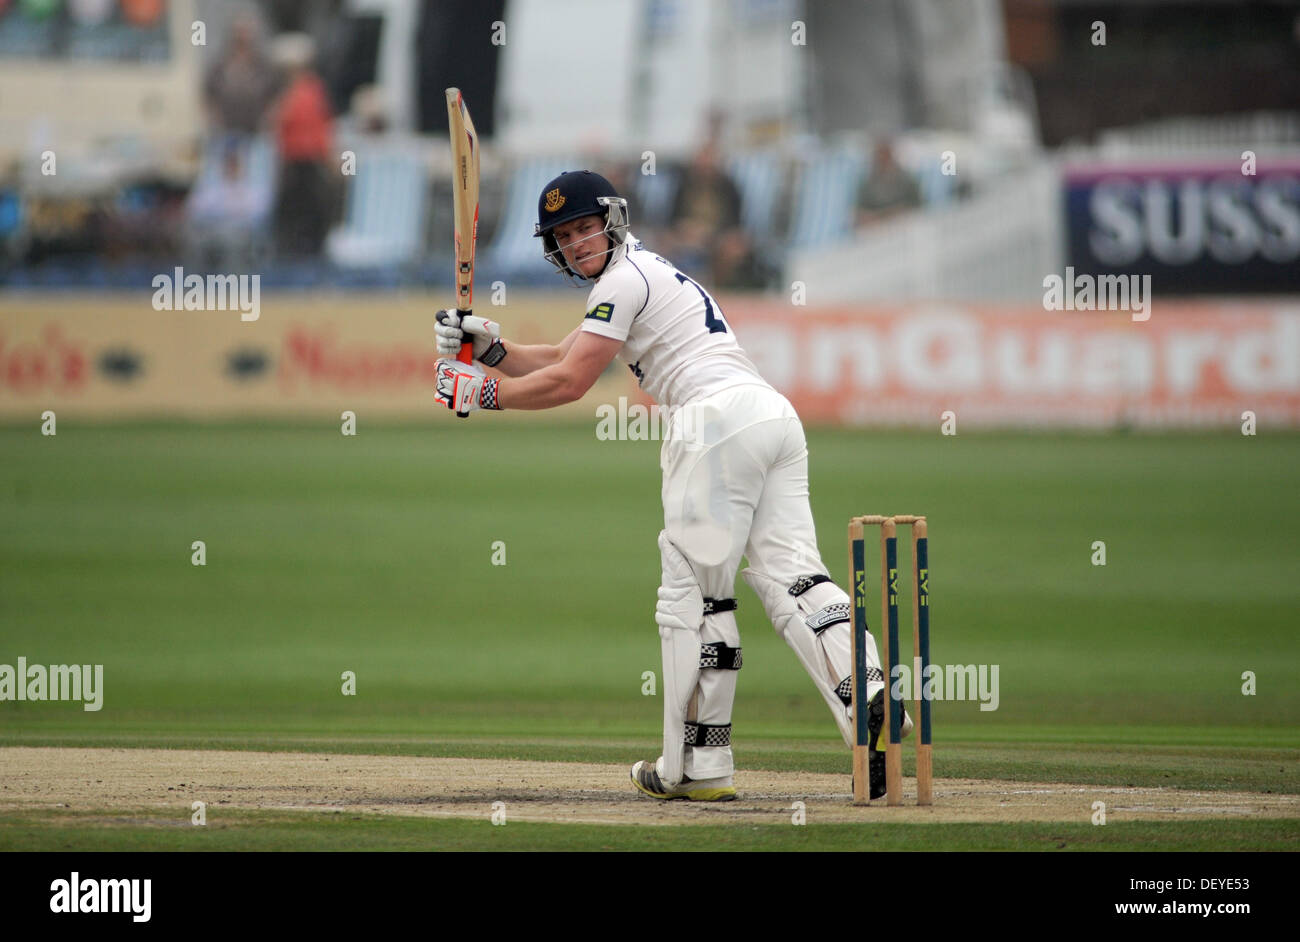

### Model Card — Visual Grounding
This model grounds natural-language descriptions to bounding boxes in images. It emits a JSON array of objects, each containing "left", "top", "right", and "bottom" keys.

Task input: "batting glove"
[
  {"left": 435, "top": 309, "right": 507, "bottom": 367},
  {"left": 435, "top": 358, "right": 501, "bottom": 414}
]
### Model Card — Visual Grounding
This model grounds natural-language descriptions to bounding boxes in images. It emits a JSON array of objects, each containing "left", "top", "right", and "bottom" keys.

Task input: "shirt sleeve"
[{"left": 579, "top": 265, "right": 647, "bottom": 343}]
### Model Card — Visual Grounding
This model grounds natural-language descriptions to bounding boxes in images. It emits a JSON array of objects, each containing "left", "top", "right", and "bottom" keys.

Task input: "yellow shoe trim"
[{"left": 630, "top": 768, "right": 685, "bottom": 800}]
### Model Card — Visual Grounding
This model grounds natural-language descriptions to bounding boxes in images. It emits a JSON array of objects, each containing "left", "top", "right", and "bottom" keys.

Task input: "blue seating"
[
  {"left": 481, "top": 157, "right": 575, "bottom": 281},
  {"left": 787, "top": 146, "right": 866, "bottom": 250},
  {"left": 918, "top": 159, "right": 957, "bottom": 208},
  {"left": 0, "top": 190, "right": 22, "bottom": 240},
  {"left": 191, "top": 134, "right": 277, "bottom": 219},
  {"left": 326, "top": 141, "right": 429, "bottom": 268},
  {"left": 727, "top": 151, "right": 783, "bottom": 241}
]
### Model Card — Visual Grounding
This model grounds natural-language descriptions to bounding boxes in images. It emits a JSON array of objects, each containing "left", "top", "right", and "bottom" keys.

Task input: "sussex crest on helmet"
[{"left": 533, "top": 170, "right": 630, "bottom": 284}]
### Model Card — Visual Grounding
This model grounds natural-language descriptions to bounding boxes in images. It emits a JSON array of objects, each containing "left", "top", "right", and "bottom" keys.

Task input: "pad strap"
[
  {"left": 837, "top": 668, "right": 882, "bottom": 706},
  {"left": 836, "top": 677, "right": 853, "bottom": 707},
  {"left": 700, "top": 642, "right": 743, "bottom": 670},
  {"left": 788, "top": 574, "right": 833, "bottom": 597},
  {"left": 683, "top": 722, "right": 732, "bottom": 747},
  {"left": 702, "top": 597, "right": 737, "bottom": 615}
]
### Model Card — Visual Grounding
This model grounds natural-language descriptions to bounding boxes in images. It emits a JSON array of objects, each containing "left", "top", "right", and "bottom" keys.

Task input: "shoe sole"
[
  {"left": 681, "top": 787, "right": 737, "bottom": 801},
  {"left": 629, "top": 765, "right": 737, "bottom": 802}
]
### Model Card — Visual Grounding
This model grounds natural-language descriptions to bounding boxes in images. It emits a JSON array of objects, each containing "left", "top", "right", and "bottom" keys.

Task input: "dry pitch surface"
[{"left": 3, "top": 747, "right": 1295, "bottom": 827}]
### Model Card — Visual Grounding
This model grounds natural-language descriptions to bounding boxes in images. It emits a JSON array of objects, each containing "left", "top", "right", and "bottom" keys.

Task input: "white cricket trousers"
[{"left": 659, "top": 382, "right": 829, "bottom": 780}]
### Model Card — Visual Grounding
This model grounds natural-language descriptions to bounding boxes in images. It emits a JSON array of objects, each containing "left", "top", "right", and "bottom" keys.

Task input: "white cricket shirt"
[{"left": 578, "top": 234, "right": 769, "bottom": 408}]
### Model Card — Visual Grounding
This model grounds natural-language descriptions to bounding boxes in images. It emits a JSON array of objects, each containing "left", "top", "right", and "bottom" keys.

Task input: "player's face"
[{"left": 553, "top": 215, "right": 610, "bottom": 278}]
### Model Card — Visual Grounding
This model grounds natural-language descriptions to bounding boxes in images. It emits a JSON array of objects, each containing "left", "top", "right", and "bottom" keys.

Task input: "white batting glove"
[
  {"left": 435, "top": 309, "right": 507, "bottom": 367},
  {"left": 435, "top": 358, "right": 501, "bottom": 414}
]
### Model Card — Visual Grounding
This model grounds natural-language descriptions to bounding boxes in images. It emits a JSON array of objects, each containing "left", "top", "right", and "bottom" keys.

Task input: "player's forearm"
[
  {"left": 495, "top": 363, "right": 588, "bottom": 410},
  {"left": 491, "top": 341, "right": 565, "bottom": 377}
]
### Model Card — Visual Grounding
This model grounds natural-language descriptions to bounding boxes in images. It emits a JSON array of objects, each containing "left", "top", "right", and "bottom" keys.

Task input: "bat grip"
[{"left": 455, "top": 307, "right": 473, "bottom": 417}]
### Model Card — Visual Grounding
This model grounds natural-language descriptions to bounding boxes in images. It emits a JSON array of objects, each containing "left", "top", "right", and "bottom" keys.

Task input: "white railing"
[
  {"left": 786, "top": 160, "right": 1061, "bottom": 303},
  {"left": 1094, "top": 112, "right": 1300, "bottom": 158}
]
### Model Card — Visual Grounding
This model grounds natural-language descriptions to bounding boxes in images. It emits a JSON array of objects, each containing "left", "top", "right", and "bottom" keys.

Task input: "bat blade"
[{"left": 445, "top": 87, "right": 480, "bottom": 368}]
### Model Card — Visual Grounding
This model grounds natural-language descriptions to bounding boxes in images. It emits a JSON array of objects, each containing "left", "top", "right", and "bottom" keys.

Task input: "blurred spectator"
[
  {"left": 184, "top": 139, "right": 273, "bottom": 270},
  {"left": 595, "top": 160, "right": 632, "bottom": 199},
  {"left": 121, "top": 0, "right": 166, "bottom": 27},
  {"left": 856, "top": 138, "right": 921, "bottom": 226},
  {"left": 69, "top": 0, "right": 115, "bottom": 27},
  {"left": 202, "top": 9, "right": 280, "bottom": 137},
  {"left": 664, "top": 139, "right": 753, "bottom": 288},
  {"left": 270, "top": 33, "right": 336, "bottom": 258},
  {"left": 349, "top": 85, "right": 389, "bottom": 136}
]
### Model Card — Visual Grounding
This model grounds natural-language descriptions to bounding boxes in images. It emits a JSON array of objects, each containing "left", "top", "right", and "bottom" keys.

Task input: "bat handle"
[{"left": 454, "top": 305, "right": 474, "bottom": 417}]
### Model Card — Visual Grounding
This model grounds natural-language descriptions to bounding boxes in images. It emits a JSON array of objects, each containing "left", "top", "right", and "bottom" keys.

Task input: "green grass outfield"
[
  {"left": 3, "top": 808, "right": 1296, "bottom": 852},
  {"left": 2, "top": 422, "right": 1298, "bottom": 850}
]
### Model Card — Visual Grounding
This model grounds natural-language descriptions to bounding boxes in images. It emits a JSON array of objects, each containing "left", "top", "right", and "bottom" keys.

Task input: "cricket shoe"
[
  {"left": 630, "top": 759, "right": 736, "bottom": 802},
  {"left": 866, "top": 688, "right": 914, "bottom": 800}
]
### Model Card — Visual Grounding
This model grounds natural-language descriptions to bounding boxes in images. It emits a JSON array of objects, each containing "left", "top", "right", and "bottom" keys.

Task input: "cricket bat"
[{"left": 445, "top": 87, "right": 479, "bottom": 416}]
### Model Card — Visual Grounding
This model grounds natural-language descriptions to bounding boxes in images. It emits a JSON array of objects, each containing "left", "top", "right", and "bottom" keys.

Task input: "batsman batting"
[{"left": 433, "top": 169, "right": 911, "bottom": 801}]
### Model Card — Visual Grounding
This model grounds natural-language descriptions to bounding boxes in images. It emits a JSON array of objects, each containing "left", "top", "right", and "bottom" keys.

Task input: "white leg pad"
[
  {"left": 688, "top": 608, "right": 739, "bottom": 780},
  {"left": 656, "top": 531, "right": 740, "bottom": 785},
  {"left": 743, "top": 568, "right": 884, "bottom": 748},
  {"left": 656, "top": 531, "right": 704, "bottom": 786}
]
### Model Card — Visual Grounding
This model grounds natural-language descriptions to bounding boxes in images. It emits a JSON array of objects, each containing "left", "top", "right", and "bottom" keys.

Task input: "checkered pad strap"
[
  {"left": 788, "top": 574, "right": 833, "bottom": 597},
  {"left": 702, "top": 597, "right": 737, "bottom": 616},
  {"left": 683, "top": 722, "right": 732, "bottom": 747},
  {"left": 699, "top": 642, "right": 742, "bottom": 670},
  {"left": 836, "top": 677, "right": 853, "bottom": 706},
  {"left": 837, "top": 669, "right": 883, "bottom": 706}
]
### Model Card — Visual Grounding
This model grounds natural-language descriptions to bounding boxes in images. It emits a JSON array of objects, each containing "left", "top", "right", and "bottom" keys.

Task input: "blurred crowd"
[
  {"left": 597, "top": 116, "right": 940, "bottom": 291},
  {"left": 0, "top": 1, "right": 948, "bottom": 290},
  {"left": 191, "top": 11, "right": 336, "bottom": 267},
  {"left": 191, "top": 8, "right": 941, "bottom": 292}
]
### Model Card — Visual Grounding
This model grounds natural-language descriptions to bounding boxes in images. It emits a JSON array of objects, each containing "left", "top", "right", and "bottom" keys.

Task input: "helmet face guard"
[
  {"left": 539, "top": 197, "right": 630, "bottom": 283},
  {"left": 534, "top": 171, "right": 631, "bottom": 283}
]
